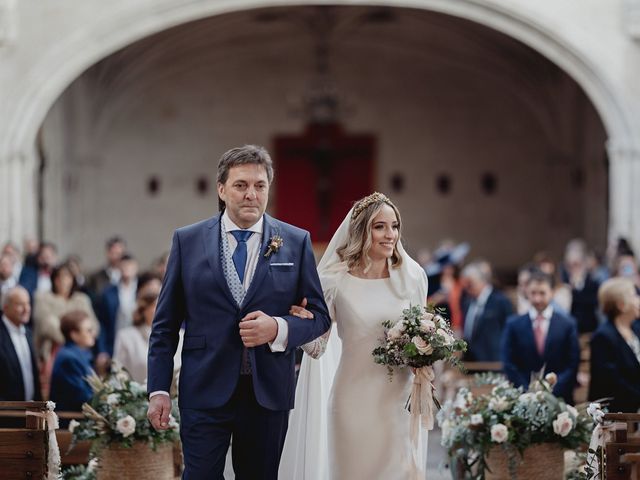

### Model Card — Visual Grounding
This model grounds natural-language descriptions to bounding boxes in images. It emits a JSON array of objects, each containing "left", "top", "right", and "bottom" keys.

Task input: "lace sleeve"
[{"left": 301, "top": 326, "right": 332, "bottom": 359}]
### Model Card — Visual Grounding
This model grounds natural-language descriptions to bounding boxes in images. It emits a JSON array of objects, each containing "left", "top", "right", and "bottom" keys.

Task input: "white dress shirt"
[
  {"left": 116, "top": 280, "right": 138, "bottom": 332},
  {"left": 528, "top": 304, "right": 553, "bottom": 337},
  {"left": 2, "top": 315, "right": 35, "bottom": 400},
  {"left": 150, "top": 213, "right": 289, "bottom": 399}
]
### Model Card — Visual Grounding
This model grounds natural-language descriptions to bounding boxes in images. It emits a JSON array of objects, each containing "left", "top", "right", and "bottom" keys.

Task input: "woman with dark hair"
[
  {"left": 589, "top": 277, "right": 640, "bottom": 412},
  {"left": 33, "top": 262, "right": 98, "bottom": 396},
  {"left": 49, "top": 310, "right": 96, "bottom": 412}
]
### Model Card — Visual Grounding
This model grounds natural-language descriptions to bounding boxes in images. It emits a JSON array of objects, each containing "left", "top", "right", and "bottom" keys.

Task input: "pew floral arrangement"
[
  {"left": 436, "top": 373, "right": 593, "bottom": 479},
  {"left": 70, "top": 363, "right": 179, "bottom": 453}
]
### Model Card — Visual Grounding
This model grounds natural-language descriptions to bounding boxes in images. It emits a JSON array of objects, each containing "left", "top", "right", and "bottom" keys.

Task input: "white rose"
[
  {"left": 412, "top": 336, "right": 433, "bottom": 355},
  {"left": 106, "top": 393, "right": 120, "bottom": 406},
  {"left": 566, "top": 405, "right": 579, "bottom": 419},
  {"left": 587, "top": 403, "right": 605, "bottom": 423},
  {"left": 545, "top": 372, "right": 558, "bottom": 386},
  {"left": 422, "top": 312, "right": 435, "bottom": 321},
  {"left": 491, "top": 424, "right": 509, "bottom": 443},
  {"left": 489, "top": 396, "right": 510, "bottom": 413},
  {"left": 68, "top": 419, "right": 80, "bottom": 433},
  {"left": 387, "top": 324, "right": 404, "bottom": 341},
  {"left": 471, "top": 414, "right": 483, "bottom": 426},
  {"left": 420, "top": 319, "right": 436, "bottom": 333},
  {"left": 436, "top": 328, "right": 453, "bottom": 345},
  {"left": 553, "top": 412, "right": 573, "bottom": 437},
  {"left": 116, "top": 415, "right": 136, "bottom": 437}
]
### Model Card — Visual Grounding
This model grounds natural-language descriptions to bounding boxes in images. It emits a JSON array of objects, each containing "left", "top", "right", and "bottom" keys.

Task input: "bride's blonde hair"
[{"left": 337, "top": 192, "right": 403, "bottom": 272}]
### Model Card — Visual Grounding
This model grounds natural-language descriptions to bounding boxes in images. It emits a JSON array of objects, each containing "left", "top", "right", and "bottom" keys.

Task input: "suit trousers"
[{"left": 180, "top": 375, "right": 289, "bottom": 480}]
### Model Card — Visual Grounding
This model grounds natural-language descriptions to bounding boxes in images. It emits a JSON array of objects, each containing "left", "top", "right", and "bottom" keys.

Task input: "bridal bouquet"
[
  {"left": 372, "top": 305, "right": 466, "bottom": 436},
  {"left": 372, "top": 305, "right": 467, "bottom": 376}
]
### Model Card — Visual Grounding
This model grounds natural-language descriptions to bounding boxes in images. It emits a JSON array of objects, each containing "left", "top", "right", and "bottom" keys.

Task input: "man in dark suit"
[
  {"left": 501, "top": 270, "right": 580, "bottom": 403},
  {"left": 0, "top": 286, "right": 41, "bottom": 402},
  {"left": 96, "top": 254, "right": 138, "bottom": 358},
  {"left": 147, "top": 145, "right": 331, "bottom": 480},
  {"left": 460, "top": 261, "right": 513, "bottom": 362},
  {"left": 18, "top": 242, "right": 58, "bottom": 300},
  {"left": 87, "top": 236, "right": 126, "bottom": 300}
]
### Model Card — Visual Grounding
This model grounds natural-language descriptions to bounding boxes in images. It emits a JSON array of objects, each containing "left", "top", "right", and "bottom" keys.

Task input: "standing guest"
[
  {"left": 460, "top": 261, "right": 513, "bottom": 361},
  {"left": 2, "top": 242, "right": 22, "bottom": 282},
  {"left": 564, "top": 243, "right": 600, "bottom": 333},
  {"left": 501, "top": 270, "right": 580, "bottom": 403},
  {"left": 50, "top": 310, "right": 95, "bottom": 412},
  {"left": 87, "top": 236, "right": 126, "bottom": 299},
  {"left": 97, "top": 253, "right": 138, "bottom": 359},
  {"left": 19, "top": 242, "right": 58, "bottom": 300},
  {"left": 0, "top": 287, "right": 41, "bottom": 401},
  {"left": 589, "top": 277, "right": 640, "bottom": 412},
  {"left": 614, "top": 254, "right": 640, "bottom": 290},
  {"left": 33, "top": 262, "right": 98, "bottom": 396},
  {"left": 0, "top": 253, "right": 17, "bottom": 302}
]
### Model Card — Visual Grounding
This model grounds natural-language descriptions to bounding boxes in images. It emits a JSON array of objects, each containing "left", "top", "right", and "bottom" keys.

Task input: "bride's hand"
[{"left": 289, "top": 297, "right": 314, "bottom": 319}]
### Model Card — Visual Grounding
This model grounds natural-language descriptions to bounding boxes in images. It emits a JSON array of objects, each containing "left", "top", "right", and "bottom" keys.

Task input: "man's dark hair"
[
  {"left": 526, "top": 269, "right": 554, "bottom": 288},
  {"left": 216, "top": 145, "right": 274, "bottom": 211},
  {"left": 106, "top": 236, "right": 126, "bottom": 249}
]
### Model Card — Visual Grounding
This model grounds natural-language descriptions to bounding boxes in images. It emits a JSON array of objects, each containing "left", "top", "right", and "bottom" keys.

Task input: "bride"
[{"left": 279, "top": 192, "right": 429, "bottom": 480}]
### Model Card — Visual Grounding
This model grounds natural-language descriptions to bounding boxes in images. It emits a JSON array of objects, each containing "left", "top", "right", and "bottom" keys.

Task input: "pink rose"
[
  {"left": 553, "top": 412, "right": 573, "bottom": 437},
  {"left": 412, "top": 336, "right": 433, "bottom": 355},
  {"left": 420, "top": 319, "right": 436, "bottom": 333}
]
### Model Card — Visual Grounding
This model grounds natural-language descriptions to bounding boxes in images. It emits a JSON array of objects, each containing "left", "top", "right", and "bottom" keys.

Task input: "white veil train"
[{"left": 279, "top": 205, "right": 429, "bottom": 480}]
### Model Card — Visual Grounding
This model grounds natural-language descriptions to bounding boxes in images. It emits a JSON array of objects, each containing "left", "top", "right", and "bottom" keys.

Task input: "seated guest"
[
  {"left": 589, "top": 277, "right": 640, "bottom": 412},
  {"left": 50, "top": 310, "right": 95, "bottom": 412},
  {"left": 460, "top": 261, "right": 513, "bottom": 361},
  {"left": 0, "top": 287, "right": 41, "bottom": 401},
  {"left": 501, "top": 270, "right": 580, "bottom": 403},
  {"left": 33, "top": 262, "right": 98, "bottom": 394},
  {"left": 114, "top": 288, "right": 183, "bottom": 390},
  {"left": 114, "top": 290, "right": 158, "bottom": 383}
]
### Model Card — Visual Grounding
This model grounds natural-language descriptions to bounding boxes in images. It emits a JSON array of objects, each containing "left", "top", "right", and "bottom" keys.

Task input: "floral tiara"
[{"left": 351, "top": 192, "right": 394, "bottom": 219}]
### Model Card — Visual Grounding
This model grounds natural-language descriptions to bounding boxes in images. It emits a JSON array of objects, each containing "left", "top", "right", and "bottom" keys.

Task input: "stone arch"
[{"left": 2, "top": 0, "right": 636, "bottom": 241}]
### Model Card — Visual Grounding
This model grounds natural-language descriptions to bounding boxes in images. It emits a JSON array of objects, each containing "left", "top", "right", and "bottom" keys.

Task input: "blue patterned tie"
[{"left": 231, "top": 230, "right": 253, "bottom": 284}]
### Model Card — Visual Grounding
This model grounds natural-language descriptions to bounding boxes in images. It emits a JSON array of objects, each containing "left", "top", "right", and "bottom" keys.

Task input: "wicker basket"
[
  {"left": 485, "top": 443, "right": 564, "bottom": 480},
  {"left": 96, "top": 441, "right": 175, "bottom": 480}
]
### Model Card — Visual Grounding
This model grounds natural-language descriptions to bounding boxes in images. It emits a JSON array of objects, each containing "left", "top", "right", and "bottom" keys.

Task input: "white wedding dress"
[{"left": 279, "top": 209, "right": 429, "bottom": 480}]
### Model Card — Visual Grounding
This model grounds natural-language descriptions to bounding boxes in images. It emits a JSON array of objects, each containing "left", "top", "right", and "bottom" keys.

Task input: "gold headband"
[{"left": 351, "top": 192, "right": 394, "bottom": 219}]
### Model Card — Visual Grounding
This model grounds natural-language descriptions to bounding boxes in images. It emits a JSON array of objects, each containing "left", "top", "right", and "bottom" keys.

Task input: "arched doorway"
[{"left": 35, "top": 5, "right": 609, "bottom": 274}]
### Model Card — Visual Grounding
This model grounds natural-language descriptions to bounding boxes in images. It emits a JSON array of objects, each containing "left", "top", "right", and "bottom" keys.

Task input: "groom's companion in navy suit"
[
  {"left": 501, "top": 270, "right": 580, "bottom": 403},
  {"left": 589, "top": 277, "right": 640, "bottom": 413},
  {"left": 147, "top": 145, "right": 332, "bottom": 480},
  {"left": 460, "top": 261, "right": 513, "bottom": 362}
]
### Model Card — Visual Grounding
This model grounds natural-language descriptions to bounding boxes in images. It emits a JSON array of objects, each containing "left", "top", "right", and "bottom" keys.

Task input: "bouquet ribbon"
[
  {"left": 409, "top": 365, "right": 435, "bottom": 480},
  {"left": 25, "top": 402, "right": 60, "bottom": 480}
]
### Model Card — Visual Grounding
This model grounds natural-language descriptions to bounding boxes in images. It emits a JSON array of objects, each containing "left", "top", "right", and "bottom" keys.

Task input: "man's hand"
[
  {"left": 289, "top": 297, "right": 314, "bottom": 319},
  {"left": 147, "top": 394, "right": 171, "bottom": 431},
  {"left": 239, "top": 311, "right": 278, "bottom": 347}
]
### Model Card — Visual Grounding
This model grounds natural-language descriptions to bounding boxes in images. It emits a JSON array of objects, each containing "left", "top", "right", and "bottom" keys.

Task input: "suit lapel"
[
  {"left": 242, "top": 214, "right": 273, "bottom": 308},
  {"left": 543, "top": 313, "right": 562, "bottom": 358},
  {"left": 0, "top": 320, "right": 25, "bottom": 396},
  {"left": 203, "top": 214, "right": 237, "bottom": 306}
]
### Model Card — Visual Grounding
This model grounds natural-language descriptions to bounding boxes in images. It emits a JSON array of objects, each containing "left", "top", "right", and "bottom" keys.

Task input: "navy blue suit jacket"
[
  {"left": 501, "top": 310, "right": 580, "bottom": 403},
  {"left": 589, "top": 320, "right": 640, "bottom": 412},
  {"left": 0, "top": 316, "right": 41, "bottom": 401},
  {"left": 18, "top": 265, "right": 39, "bottom": 300},
  {"left": 97, "top": 285, "right": 119, "bottom": 356},
  {"left": 147, "top": 214, "right": 331, "bottom": 411},
  {"left": 462, "top": 289, "right": 513, "bottom": 362},
  {"left": 50, "top": 342, "right": 94, "bottom": 411}
]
